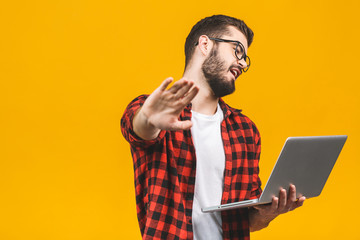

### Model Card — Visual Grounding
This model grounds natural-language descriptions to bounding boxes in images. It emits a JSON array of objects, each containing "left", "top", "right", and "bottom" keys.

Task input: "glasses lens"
[
  {"left": 235, "top": 44, "right": 250, "bottom": 72},
  {"left": 235, "top": 44, "right": 245, "bottom": 60},
  {"left": 243, "top": 56, "right": 251, "bottom": 72}
]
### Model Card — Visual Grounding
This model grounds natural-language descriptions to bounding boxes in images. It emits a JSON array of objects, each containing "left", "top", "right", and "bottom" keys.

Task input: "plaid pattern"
[{"left": 121, "top": 95, "right": 262, "bottom": 240}]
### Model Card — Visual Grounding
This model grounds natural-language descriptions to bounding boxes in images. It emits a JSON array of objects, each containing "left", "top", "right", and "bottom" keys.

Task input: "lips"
[{"left": 230, "top": 67, "right": 241, "bottom": 79}]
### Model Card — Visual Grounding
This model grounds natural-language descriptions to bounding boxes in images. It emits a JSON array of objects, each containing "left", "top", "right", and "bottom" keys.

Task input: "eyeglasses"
[{"left": 196, "top": 37, "right": 251, "bottom": 72}]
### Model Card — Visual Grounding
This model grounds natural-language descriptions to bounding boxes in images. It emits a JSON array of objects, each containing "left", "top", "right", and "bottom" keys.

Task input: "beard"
[{"left": 201, "top": 46, "right": 236, "bottom": 98}]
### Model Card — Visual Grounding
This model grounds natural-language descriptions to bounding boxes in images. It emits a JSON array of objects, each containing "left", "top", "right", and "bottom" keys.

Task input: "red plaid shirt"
[{"left": 121, "top": 95, "right": 262, "bottom": 240}]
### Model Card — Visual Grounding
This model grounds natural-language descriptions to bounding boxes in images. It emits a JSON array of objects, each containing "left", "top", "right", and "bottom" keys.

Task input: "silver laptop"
[{"left": 202, "top": 135, "right": 347, "bottom": 213}]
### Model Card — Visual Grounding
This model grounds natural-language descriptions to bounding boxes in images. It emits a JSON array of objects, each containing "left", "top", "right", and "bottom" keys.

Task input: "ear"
[{"left": 197, "top": 35, "right": 213, "bottom": 56}]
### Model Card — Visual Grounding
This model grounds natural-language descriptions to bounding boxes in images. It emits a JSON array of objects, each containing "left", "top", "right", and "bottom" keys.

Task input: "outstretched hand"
[{"left": 133, "top": 77, "right": 199, "bottom": 140}]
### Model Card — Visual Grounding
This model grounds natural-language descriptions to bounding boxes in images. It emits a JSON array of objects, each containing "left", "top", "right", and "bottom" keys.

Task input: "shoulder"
[
  {"left": 126, "top": 94, "right": 149, "bottom": 108},
  {"left": 235, "top": 111, "right": 259, "bottom": 135},
  {"left": 220, "top": 99, "right": 260, "bottom": 138}
]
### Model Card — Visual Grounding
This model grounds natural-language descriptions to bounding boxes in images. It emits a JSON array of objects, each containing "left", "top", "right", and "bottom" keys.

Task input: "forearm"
[
  {"left": 133, "top": 107, "right": 161, "bottom": 140},
  {"left": 248, "top": 207, "right": 275, "bottom": 232}
]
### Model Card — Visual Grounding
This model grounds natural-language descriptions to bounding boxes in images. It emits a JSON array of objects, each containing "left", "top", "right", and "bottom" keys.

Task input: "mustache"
[{"left": 229, "top": 65, "right": 242, "bottom": 73}]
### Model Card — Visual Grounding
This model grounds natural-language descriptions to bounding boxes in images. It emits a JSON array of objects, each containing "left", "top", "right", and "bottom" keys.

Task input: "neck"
[{"left": 183, "top": 66, "right": 219, "bottom": 115}]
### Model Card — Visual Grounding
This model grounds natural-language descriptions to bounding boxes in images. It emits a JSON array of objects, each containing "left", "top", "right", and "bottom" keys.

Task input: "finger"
[
  {"left": 174, "top": 81, "right": 194, "bottom": 99},
  {"left": 287, "top": 184, "right": 297, "bottom": 206},
  {"left": 278, "top": 188, "right": 287, "bottom": 211},
  {"left": 180, "top": 85, "right": 199, "bottom": 105},
  {"left": 170, "top": 120, "right": 193, "bottom": 131},
  {"left": 168, "top": 78, "right": 188, "bottom": 94},
  {"left": 252, "top": 202, "right": 272, "bottom": 211},
  {"left": 271, "top": 196, "right": 279, "bottom": 212},
  {"left": 295, "top": 196, "right": 306, "bottom": 208},
  {"left": 159, "top": 77, "right": 174, "bottom": 91},
  {"left": 252, "top": 205, "right": 262, "bottom": 210}
]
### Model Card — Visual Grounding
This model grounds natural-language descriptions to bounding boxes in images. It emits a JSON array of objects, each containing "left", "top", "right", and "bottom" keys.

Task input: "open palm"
[{"left": 141, "top": 77, "right": 199, "bottom": 131}]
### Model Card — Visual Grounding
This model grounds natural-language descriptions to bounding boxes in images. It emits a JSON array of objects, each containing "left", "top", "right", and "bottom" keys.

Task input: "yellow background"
[{"left": 1, "top": 0, "right": 359, "bottom": 239}]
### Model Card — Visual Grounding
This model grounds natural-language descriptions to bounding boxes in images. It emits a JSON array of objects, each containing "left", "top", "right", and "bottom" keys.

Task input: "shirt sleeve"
[
  {"left": 250, "top": 123, "right": 262, "bottom": 199},
  {"left": 120, "top": 95, "right": 166, "bottom": 148}
]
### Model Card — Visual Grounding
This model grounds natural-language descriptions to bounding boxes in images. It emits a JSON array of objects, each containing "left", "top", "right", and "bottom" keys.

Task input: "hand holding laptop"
[
  {"left": 249, "top": 184, "right": 306, "bottom": 231},
  {"left": 253, "top": 185, "right": 305, "bottom": 217}
]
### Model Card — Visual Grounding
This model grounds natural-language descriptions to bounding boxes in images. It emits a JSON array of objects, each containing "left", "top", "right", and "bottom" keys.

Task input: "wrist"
[
  {"left": 133, "top": 108, "right": 161, "bottom": 140},
  {"left": 139, "top": 108, "right": 157, "bottom": 129},
  {"left": 249, "top": 208, "right": 277, "bottom": 232}
]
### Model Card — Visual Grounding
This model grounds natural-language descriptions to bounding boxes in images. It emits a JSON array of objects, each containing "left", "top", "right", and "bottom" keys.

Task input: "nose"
[{"left": 237, "top": 58, "right": 248, "bottom": 69}]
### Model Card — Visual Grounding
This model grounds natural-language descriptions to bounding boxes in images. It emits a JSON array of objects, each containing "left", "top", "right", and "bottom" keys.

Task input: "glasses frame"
[{"left": 196, "top": 37, "right": 251, "bottom": 72}]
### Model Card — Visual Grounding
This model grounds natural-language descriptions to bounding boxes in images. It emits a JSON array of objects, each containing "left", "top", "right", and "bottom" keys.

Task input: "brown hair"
[{"left": 184, "top": 15, "right": 254, "bottom": 68}]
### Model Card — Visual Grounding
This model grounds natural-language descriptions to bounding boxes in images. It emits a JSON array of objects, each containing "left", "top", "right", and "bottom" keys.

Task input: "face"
[{"left": 201, "top": 27, "right": 249, "bottom": 98}]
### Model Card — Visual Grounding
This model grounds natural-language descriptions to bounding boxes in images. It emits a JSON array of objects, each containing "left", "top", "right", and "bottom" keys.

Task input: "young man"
[{"left": 121, "top": 15, "right": 305, "bottom": 240}]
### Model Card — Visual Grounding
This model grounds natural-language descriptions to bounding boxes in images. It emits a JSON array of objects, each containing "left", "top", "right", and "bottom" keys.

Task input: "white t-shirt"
[{"left": 191, "top": 104, "right": 225, "bottom": 240}]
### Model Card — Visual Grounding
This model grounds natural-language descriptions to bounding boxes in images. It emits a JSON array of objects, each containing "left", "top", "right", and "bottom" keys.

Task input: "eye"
[{"left": 235, "top": 48, "right": 244, "bottom": 59}]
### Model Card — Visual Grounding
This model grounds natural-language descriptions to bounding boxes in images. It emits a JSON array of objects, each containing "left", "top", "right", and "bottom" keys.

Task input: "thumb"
[{"left": 170, "top": 120, "right": 193, "bottom": 131}]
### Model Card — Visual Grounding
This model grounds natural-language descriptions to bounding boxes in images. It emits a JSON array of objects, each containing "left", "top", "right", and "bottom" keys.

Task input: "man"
[{"left": 121, "top": 15, "right": 305, "bottom": 240}]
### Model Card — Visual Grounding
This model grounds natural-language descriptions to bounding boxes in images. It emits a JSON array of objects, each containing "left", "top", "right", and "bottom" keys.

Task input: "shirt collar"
[{"left": 181, "top": 98, "right": 241, "bottom": 121}]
